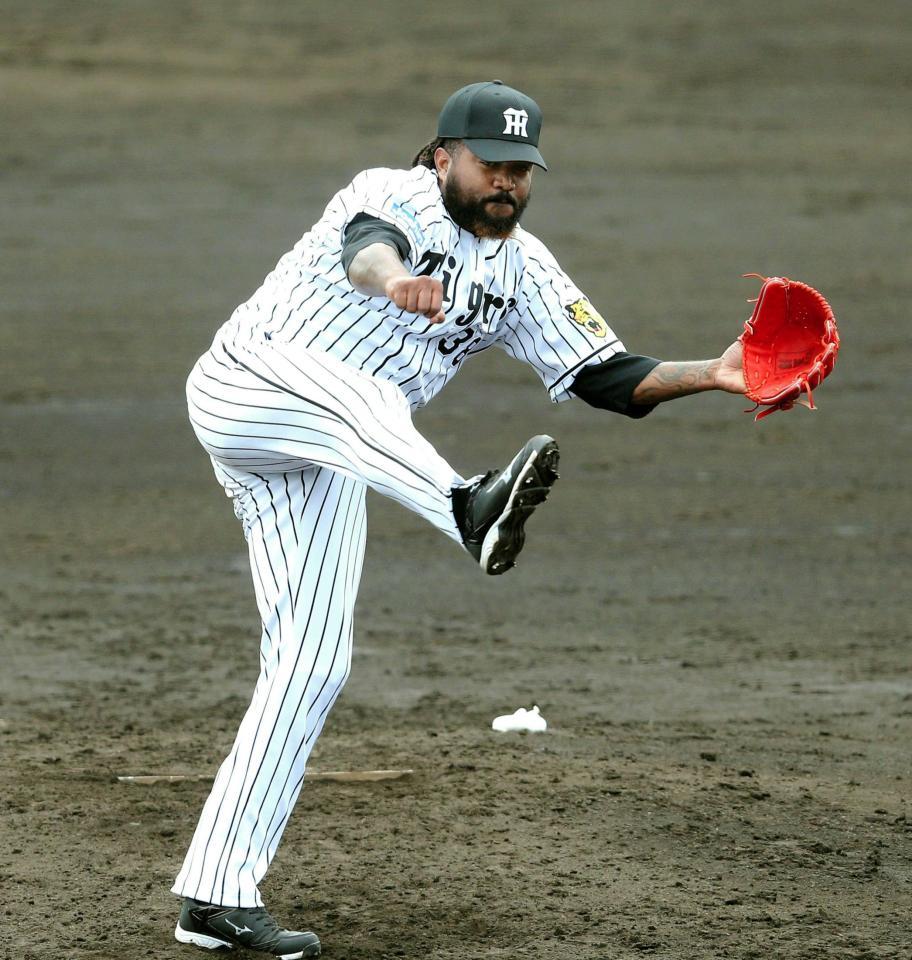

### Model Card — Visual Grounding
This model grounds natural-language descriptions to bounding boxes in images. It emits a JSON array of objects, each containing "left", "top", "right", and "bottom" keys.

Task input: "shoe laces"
[
  {"left": 470, "top": 470, "right": 496, "bottom": 495},
  {"left": 246, "top": 907, "right": 279, "bottom": 934}
]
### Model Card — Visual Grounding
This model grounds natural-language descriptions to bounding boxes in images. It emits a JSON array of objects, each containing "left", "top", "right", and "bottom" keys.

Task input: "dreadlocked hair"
[{"left": 411, "top": 137, "right": 463, "bottom": 170}]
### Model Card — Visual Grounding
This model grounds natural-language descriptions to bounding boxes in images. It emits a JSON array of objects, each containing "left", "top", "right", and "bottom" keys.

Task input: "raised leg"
[{"left": 186, "top": 339, "right": 464, "bottom": 542}]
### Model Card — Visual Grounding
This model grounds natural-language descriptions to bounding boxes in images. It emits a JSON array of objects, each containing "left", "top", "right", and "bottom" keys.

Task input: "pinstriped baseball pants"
[{"left": 172, "top": 336, "right": 464, "bottom": 907}]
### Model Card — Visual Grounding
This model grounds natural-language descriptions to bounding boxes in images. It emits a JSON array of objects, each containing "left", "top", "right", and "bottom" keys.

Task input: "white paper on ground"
[{"left": 491, "top": 704, "right": 547, "bottom": 732}]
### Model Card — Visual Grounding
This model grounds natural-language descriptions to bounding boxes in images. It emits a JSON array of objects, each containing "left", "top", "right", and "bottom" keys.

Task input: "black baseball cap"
[{"left": 437, "top": 80, "right": 547, "bottom": 170}]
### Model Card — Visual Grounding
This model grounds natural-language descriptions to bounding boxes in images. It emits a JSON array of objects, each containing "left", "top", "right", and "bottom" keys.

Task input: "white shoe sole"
[
  {"left": 175, "top": 922, "right": 316, "bottom": 959},
  {"left": 175, "top": 922, "right": 232, "bottom": 950},
  {"left": 479, "top": 440, "right": 559, "bottom": 575}
]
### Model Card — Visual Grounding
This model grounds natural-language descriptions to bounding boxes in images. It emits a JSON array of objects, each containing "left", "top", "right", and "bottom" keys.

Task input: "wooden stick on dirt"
[{"left": 117, "top": 769, "right": 414, "bottom": 785}]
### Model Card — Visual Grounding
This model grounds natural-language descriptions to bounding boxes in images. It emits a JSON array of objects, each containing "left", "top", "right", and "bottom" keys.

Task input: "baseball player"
[{"left": 172, "top": 80, "right": 746, "bottom": 958}]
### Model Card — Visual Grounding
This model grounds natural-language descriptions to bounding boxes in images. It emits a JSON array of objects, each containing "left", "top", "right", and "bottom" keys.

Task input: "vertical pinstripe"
[
  {"left": 173, "top": 333, "right": 467, "bottom": 907},
  {"left": 173, "top": 464, "right": 366, "bottom": 906},
  {"left": 216, "top": 165, "right": 625, "bottom": 412},
  {"left": 173, "top": 159, "right": 626, "bottom": 911},
  {"left": 186, "top": 337, "right": 463, "bottom": 541}
]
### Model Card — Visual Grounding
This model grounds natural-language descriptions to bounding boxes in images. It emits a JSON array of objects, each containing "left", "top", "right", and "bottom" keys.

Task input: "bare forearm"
[
  {"left": 631, "top": 359, "right": 723, "bottom": 404},
  {"left": 346, "top": 242, "right": 410, "bottom": 298},
  {"left": 347, "top": 241, "right": 446, "bottom": 323}
]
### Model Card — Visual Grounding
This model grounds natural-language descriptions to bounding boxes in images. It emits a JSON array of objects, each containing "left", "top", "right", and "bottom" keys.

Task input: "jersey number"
[{"left": 438, "top": 284, "right": 516, "bottom": 365}]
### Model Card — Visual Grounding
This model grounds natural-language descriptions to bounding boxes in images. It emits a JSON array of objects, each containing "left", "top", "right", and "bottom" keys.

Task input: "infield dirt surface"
[{"left": 2, "top": 3, "right": 910, "bottom": 958}]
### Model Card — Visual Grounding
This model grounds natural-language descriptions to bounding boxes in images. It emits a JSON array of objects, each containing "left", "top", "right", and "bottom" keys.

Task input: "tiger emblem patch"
[{"left": 566, "top": 299, "right": 607, "bottom": 338}]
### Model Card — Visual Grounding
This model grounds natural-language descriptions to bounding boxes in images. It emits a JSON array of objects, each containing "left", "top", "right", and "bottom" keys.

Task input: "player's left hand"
[{"left": 713, "top": 339, "right": 746, "bottom": 394}]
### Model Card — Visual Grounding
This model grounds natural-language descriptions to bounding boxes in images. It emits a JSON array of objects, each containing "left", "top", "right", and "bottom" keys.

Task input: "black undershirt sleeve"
[
  {"left": 569, "top": 352, "right": 663, "bottom": 419},
  {"left": 341, "top": 213, "right": 411, "bottom": 276}
]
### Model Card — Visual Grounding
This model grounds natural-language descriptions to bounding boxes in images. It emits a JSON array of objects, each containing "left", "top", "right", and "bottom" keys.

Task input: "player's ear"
[{"left": 433, "top": 146, "right": 451, "bottom": 180}]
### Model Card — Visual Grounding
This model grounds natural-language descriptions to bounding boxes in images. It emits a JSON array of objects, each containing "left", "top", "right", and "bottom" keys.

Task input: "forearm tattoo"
[{"left": 632, "top": 359, "right": 719, "bottom": 404}]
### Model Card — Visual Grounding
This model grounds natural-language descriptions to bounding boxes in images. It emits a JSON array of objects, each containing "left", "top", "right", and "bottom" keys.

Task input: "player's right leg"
[{"left": 173, "top": 464, "right": 366, "bottom": 953}]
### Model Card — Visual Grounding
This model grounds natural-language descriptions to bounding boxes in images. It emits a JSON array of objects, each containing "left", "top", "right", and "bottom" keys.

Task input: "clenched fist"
[{"left": 384, "top": 275, "right": 446, "bottom": 324}]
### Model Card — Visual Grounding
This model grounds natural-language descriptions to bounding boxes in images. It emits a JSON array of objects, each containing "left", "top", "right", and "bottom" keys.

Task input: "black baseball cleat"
[
  {"left": 452, "top": 434, "right": 560, "bottom": 575},
  {"left": 175, "top": 898, "right": 321, "bottom": 958}
]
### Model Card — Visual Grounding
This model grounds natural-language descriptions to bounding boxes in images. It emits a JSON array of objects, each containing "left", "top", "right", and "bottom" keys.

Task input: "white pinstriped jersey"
[{"left": 216, "top": 164, "right": 625, "bottom": 409}]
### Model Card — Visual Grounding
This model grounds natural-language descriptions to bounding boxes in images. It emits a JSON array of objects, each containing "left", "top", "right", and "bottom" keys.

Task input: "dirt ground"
[{"left": 1, "top": 2, "right": 910, "bottom": 958}]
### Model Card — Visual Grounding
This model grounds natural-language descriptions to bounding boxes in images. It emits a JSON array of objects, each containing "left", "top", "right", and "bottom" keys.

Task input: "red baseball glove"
[{"left": 739, "top": 274, "right": 840, "bottom": 421}]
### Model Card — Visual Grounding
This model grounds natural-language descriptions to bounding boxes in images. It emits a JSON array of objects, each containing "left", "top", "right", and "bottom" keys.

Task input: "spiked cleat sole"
[{"left": 479, "top": 439, "right": 560, "bottom": 575}]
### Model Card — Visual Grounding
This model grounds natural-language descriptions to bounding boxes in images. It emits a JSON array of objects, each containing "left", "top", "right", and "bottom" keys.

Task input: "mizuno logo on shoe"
[{"left": 226, "top": 919, "right": 254, "bottom": 935}]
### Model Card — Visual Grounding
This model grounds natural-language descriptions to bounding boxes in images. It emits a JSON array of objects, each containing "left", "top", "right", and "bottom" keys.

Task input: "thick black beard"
[{"left": 442, "top": 178, "right": 529, "bottom": 239}]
